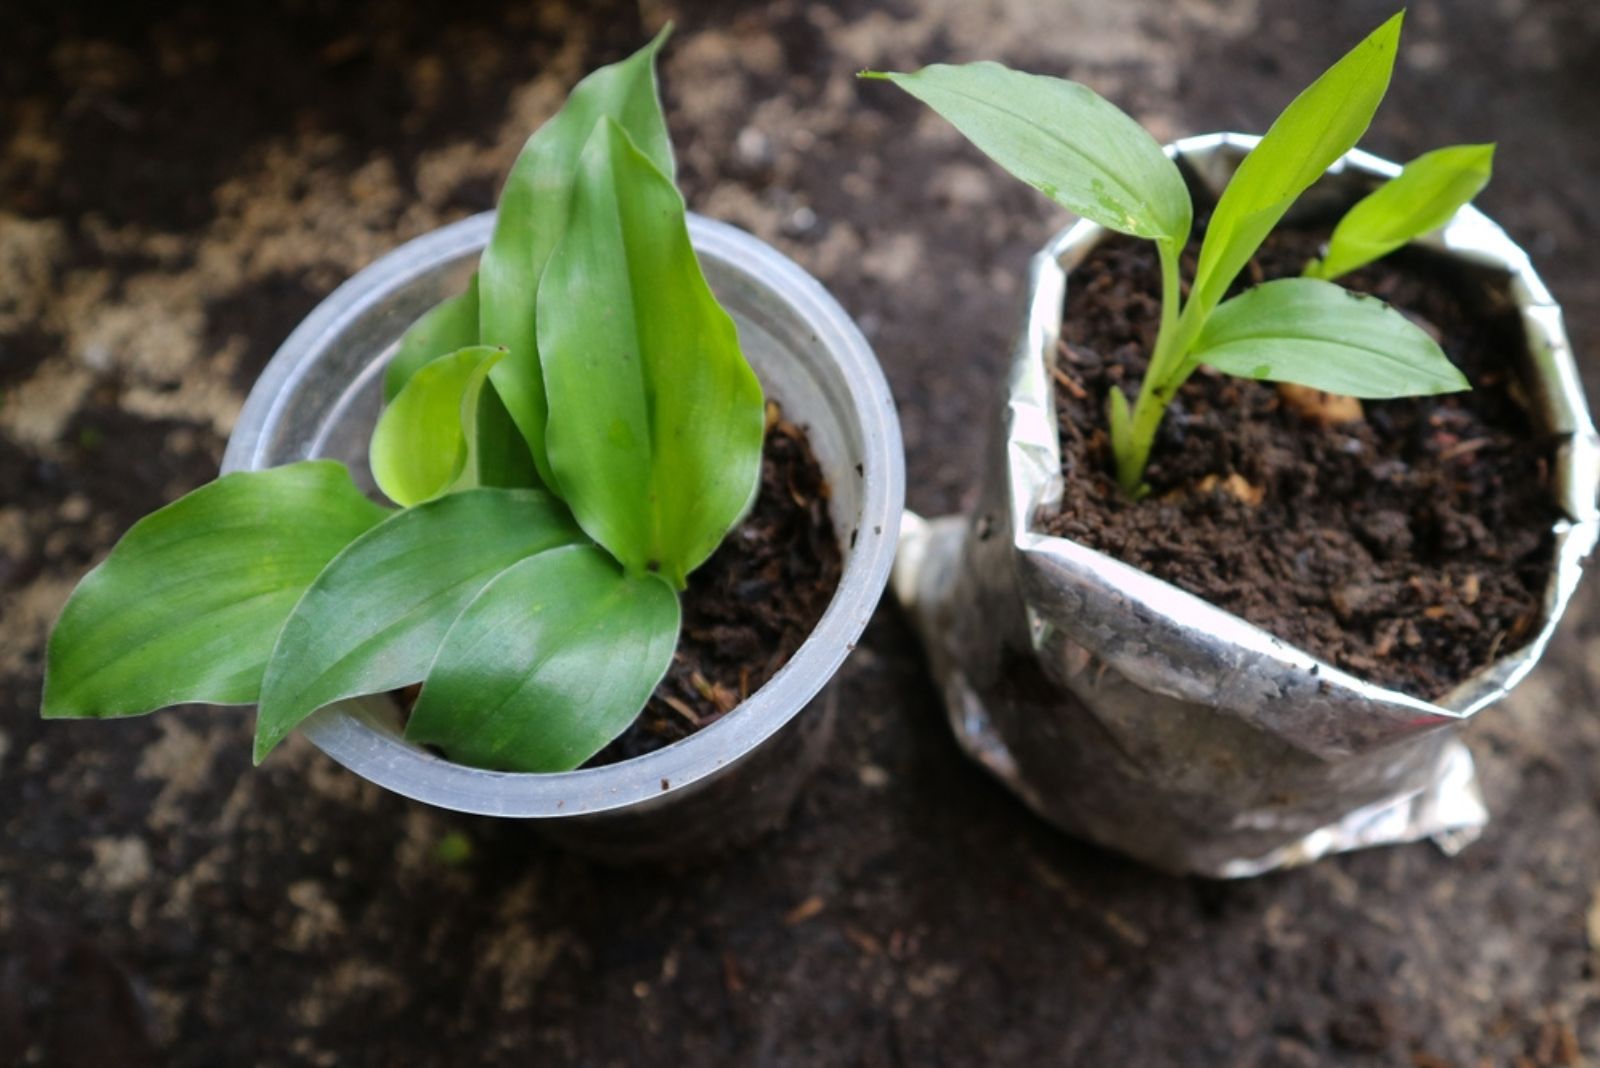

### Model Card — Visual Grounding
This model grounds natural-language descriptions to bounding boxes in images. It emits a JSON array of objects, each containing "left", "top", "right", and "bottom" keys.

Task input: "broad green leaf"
[
  {"left": 1187, "top": 12, "right": 1403, "bottom": 323},
  {"left": 405, "top": 544, "right": 679, "bottom": 772},
  {"left": 1309, "top": 143, "right": 1494, "bottom": 280},
  {"left": 860, "top": 63, "right": 1190, "bottom": 244},
  {"left": 253, "top": 488, "right": 582, "bottom": 762},
  {"left": 43, "top": 462, "right": 389, "bottom": 719},
  {"left": 473, "top": 385, "right": 540, "bottom": 490},
  {"left": 369, "top": 345, "right": 504, "bottom": 507},
  {"left": 538, "top": 118, "right": 763, "bottom": 589},
  {"left": 382, "top": 279, "right": 538, "bottom": 489},
  {"left": 480, "top": 26, "right": 675, "bottom": 487},
  {"left": 384, "top": 274, "right": 480, "bottom": 402},
  {"left": 1190, "top": 277, "right": 1469, "bottom": 397}
]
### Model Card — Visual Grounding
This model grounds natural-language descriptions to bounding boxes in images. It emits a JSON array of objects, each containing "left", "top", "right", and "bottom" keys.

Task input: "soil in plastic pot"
[
  {"left": 1040, "top": 204, "right": 1560, "bottom": 700},
  {"left": 396, "top": 406, "right": 843, "bottom": 764}
]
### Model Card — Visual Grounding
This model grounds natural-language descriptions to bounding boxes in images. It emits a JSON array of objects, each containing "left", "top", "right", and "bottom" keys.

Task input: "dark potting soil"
[
  {"left": 589, "top": 405, "right": 842, "bottom": 764},
  {"left": 1040, "top": 214, "right": 1561, "bottom": 699}
]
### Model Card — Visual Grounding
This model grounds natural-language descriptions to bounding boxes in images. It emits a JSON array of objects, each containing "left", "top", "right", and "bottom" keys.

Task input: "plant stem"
[
  {"left": 1155, "top": 236, "right": 1180, "bottom": 351},
  {"left": 1114, "top": 239, "right": 1185, "bottom": 495},
  {"left": 1116, "top": 377, "right": 1168, "bottom": 496}
]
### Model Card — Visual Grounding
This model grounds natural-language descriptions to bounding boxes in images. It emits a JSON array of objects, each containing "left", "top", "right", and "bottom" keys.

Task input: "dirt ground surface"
[{"left": 3, "top": 1, "right": 1598, "bottom": 1064}]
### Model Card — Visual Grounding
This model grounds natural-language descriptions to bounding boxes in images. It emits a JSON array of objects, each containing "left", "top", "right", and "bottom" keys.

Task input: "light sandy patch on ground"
[
  {"left": 88, "top": 834, "right": 153, "bottom": 893},
  {"left": 0, "top": 214, "right": 67, "bottom": 333},
  {"left": 0, "top": 573, "right": 76, "bottom": 675},
  {"left": 0, "top": 362, "right": 91, "bottom": 450},
  {"left": 293, "top": 960, "right": 401, "bottom": 1028},
  {"left": 138, "top": 717, "right": 223, "bottom": 831}
]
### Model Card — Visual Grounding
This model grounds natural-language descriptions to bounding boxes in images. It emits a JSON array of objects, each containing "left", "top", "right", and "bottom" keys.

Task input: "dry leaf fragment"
[
  {"left": 783, "top": 895, "right": 825, "bottom": 925},
  {"left": 1278, "top": 381, "right": 1364, "bottom": 426}
]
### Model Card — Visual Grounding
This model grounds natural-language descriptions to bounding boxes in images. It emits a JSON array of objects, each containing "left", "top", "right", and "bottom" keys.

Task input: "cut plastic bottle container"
[{"left": 225, "top": 213, "right": 905, "bottom": 863}]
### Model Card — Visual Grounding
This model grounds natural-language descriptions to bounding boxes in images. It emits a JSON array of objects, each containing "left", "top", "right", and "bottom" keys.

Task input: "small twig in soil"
[
  {"left": 1439, "top": 436, "right": 1492, "bottom": 461},
  {"left": 1056, "top": 339, "right": 1094, "bottom": 365},
  {"left": 1373, "top": 618, "right": 1403, "bottom": 659},
  {"left": 783, "top": 895, "right": 825, "bottom": 925},
  {"left": 721, "top": 952, "right": 746, "bottom": 995},
  {"left": 660, "top": 694, "right": 702, "bottom": 727},
  {"left": 843, "top": 927, "right": 883, "bottom": 956},
  {"left": 709, "top": 683, "right": 738, "bottom": 715},
  {"left": 1050, "top": 363, "right": 1089, "bottom": 401}
]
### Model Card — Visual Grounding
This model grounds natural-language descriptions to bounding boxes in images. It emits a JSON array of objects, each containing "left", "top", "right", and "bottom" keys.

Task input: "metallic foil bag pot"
[
  {"left": 225, "top": 212, "right": 905, "bottom": 864},
  {"left": 894, "top": 134, "right": 1599, "bottom": 878}
]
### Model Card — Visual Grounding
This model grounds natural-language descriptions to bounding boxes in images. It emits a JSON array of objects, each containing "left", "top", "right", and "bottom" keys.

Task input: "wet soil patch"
[
  {"left": 203, "top": 268, "right": 327, "bottom": 392},
  {"left": 9, "top": 3, "right": 1600, "bottom": 1065},
  {"left": 1040, "top": 212, "right": 1560, "bottom": 698},
  {"left": 0, "top": 0, "right": 649, "bottom": 231},
  {"left": 593, "top": 408, "right": 842, "bottom": 764}
]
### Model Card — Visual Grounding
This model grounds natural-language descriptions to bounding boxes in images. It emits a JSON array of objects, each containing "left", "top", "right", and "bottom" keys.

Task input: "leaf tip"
[
  {"left": 251, "top": 724, "right": 281, "bottom": 765},
  {"left": 1361, "top": 9, "right": 1406, "bottom": 62},
  {"left": 40, "top": 612, "right": 93, "bottom": 720},
  {"left": 39, "top": 689, "right": 70, "bottom": 721}
]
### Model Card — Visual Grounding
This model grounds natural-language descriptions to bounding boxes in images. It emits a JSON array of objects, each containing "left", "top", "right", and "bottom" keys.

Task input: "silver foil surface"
[{"left": 894, "top": 134, "right": 1600, "bottom": 877}]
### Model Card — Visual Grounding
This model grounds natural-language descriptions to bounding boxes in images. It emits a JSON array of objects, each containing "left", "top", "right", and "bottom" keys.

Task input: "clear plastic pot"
[{"left": 225, "top": 212, "right": 905, "bottom": 863}]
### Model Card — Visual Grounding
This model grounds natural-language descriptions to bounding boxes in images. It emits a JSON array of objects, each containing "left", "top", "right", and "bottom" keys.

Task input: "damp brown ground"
[
  {"left": 591, "top": 406, "right": 842, "bottom": 763},
  {"left": 11, "top": 5, "right": 1600, "bottom": 1066},
  {"left": 1040, "top": 211, "right": 1561, "bottom": 699}
]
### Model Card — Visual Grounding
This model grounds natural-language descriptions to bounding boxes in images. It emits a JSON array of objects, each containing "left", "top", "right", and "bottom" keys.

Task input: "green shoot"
[
  {"left": 1305, "top": 143, "right": 1494, "bottom": 280},
  {"left": 44, "top": 27, "right": 770, "bottom": 773},
  {"left": 861, "top": 10, "right": 1471, "bottom": 496}
]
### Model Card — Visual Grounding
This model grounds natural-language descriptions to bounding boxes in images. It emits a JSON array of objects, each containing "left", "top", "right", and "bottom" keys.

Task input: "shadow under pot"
[
  {"left": 225, "top": 212, "right": 905, "bottom": 864},
  {"left": 895, "top": 133, "right": 1600, "bottom": 878}
]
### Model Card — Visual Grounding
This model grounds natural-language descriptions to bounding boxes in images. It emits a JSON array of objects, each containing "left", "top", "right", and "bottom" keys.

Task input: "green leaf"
[
  {"left": 384, "top": 275, "right": 480, "bottom": 403},
  {"left": 1190, "top": 277, "right": 1469, "bottom": 398},
  {"left": 1309, "top": 143, "right": 1494, "bottom": 280},
  {"left": 369, "top": 345, "right": 504, "bottom": 507},
  {"left": 860, "top": 63, "right": 1190, "bottom": 244},
  {"left": 472, "top": 385, "right": 540, "bottom": 490},
  {"left": 480, "top": 26, "right": 675, "bottom": 487},
  {"left": 405, "top": 544, "right": 679, "bottom": 772},
  {"left": 1187, "top": 12, "right": 1404, "bottom": 322},
  {"left": 43, "top": 462, "right": 389, "bottom": 719},
  {"left": 253, "top": 488, "right": 582, "bottom": 762},
  {"left": 537, "top": 118, "right": 763, "bottom": 589},
  {"left": 1106, "top": 386, "right": 1134, "bottom": 474}
]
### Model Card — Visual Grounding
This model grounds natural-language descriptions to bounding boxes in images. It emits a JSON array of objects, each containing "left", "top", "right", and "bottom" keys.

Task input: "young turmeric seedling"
[
  {"left": 45, "top": 28, "right": 767, "bottom": 773},
  {"left": 862, "top": 11, "right": 1473, "bottom": 495}
]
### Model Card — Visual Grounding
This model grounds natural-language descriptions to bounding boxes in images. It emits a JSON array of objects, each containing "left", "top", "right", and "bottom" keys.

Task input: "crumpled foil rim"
[
  {"left": 1022, "top": 134, "right": 1599, "bottom": 742},
  {"left": 895, "top": 133, "right": 1599, "bottom": 876}
]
